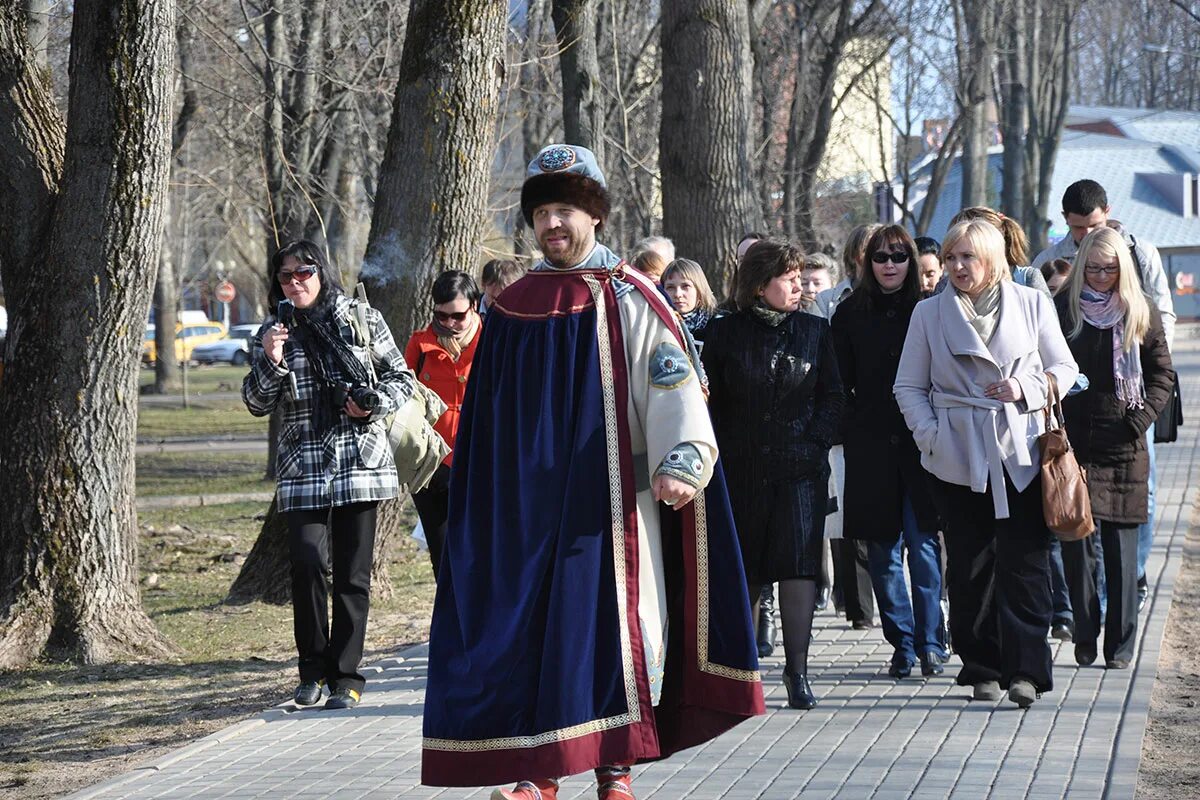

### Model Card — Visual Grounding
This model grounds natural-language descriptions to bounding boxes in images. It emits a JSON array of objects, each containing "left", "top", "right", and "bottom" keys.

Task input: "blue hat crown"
[{"left": 526, "top": 144, "right": 606, "bottom": 189}]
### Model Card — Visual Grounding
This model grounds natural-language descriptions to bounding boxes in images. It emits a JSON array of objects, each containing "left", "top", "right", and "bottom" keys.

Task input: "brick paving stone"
[{"left": 67, "top": 328, "right": 1200, "bottom": 800}]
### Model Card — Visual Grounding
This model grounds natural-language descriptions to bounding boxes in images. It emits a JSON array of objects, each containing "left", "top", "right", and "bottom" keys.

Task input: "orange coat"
[{"left": 404, "top": 325, "right": 480, "bottom": 466}]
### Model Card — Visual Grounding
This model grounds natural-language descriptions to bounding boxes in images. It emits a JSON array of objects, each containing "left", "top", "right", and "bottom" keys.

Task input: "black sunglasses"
[
  {"left": 871, "top": 251, "right": 910, "bottom": 264},
  {"left": 277, "top": 265, "right": 318, "bottom": 284},
  {"left": 434, "top": 310, "right": 471, "bottom": 323}
]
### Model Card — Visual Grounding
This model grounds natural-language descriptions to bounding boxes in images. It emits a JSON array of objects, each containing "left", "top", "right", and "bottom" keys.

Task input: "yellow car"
[{"left": 142, "top": 321, "right": 227, "bottom": 365}]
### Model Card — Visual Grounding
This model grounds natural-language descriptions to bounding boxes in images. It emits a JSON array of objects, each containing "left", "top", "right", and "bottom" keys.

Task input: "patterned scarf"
[
  {"left": 431, "top": 310, "right": 480, "bottom": 361},
  {"left": 292, "top": 299, "right": 375, "bottom": 436},
  {"left": 680, "top": 307, "right": 713, "bottom": 333},
  {"left": 750, "top": 299, "right": 790, "bottom": 327},
  {"left": 1079, "top": 287, "right": 1145, "bottom": 409}
]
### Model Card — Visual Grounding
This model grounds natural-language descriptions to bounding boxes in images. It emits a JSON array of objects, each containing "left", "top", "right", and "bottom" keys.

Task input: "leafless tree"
[
  {"left": 660, "top": 0, "right": 763, "bottom": 290},
  {"left": 0, "top": 0, "right": 177, "bottom": 666},
  {"left": 954, "top": 0, "right": 1000, "bottom": 209}
]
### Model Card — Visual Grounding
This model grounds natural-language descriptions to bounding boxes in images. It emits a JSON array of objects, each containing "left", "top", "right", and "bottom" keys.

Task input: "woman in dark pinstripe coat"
[{"left": 243, "top": 240, "right": 416, "bottom": 711}]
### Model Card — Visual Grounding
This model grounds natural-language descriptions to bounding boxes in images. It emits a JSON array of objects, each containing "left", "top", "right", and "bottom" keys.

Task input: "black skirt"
[{"left": 726, "top": 465, "right": 828, "bottom": 584}]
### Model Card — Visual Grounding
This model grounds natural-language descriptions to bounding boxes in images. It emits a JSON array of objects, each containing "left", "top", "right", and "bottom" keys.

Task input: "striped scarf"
[{"left": 1079, "top": 288, "right": 1145, "bottom": 409}]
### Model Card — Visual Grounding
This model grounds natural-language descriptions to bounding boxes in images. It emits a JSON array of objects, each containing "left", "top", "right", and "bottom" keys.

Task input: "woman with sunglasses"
[
  {"left": 403, "top": 270, "right": 484, "bottom": 580},
  {"left": 1055, "top": 227, "right": 1173, "bottom": 670},
  {"left": 831, "top": 225, "right": 945, "bottom": 680},
  {"left": 243, "top": 240, "right": 416, "bottom": 711}
]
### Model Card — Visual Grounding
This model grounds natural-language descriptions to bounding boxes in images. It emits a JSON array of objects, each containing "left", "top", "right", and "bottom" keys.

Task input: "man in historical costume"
[{"left": 421, "top": 144, "right": 764, "bottom": 800}]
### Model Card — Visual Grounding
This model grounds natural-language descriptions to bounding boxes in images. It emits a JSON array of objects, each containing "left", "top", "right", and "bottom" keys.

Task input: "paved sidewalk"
[{"left": 73, "top": 331, "right": 1200, "bottom": 800}]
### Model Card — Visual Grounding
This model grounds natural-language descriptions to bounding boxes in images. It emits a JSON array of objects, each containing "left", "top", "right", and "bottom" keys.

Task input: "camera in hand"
[
  {"left": 276, "top": 299, "right": 295, "bottom": 328},
  {"left": 333, "top": 382, "right": 380, "bottom": 414}
]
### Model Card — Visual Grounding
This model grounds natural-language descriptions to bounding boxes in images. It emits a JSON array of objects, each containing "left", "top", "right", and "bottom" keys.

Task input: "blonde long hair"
[{"left": 1063, "top": 227, "right": 1150, "bottom": 352}]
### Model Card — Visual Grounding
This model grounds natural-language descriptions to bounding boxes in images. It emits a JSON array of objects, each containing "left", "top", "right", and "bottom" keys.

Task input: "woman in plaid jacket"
[{"left": 243, "top": 240, "right": 416, "bottom": 711}]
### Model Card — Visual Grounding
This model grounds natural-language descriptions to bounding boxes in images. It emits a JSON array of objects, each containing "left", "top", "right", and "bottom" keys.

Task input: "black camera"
[
  {"left": 276, "top": 299, "right": 295, "bottom": 328},
  {"left": 333, "top": 382, "right": 380, "bottom": 413}
]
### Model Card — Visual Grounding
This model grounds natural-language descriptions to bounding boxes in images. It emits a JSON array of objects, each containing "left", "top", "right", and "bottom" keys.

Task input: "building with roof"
[{"left": 898, "top": 104, "right": 1200, "bottom": 318}]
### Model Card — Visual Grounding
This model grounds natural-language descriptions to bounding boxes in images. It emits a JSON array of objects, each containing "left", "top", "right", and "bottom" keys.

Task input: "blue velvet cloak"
[{"left": 421, "top": 265, "right": 763, "bottom": 787}]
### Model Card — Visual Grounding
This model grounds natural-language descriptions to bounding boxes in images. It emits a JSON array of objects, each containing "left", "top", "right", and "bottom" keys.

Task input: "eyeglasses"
[
  {"left": 277, "top": 265, "right": 318, "bottom": 284},
  {"left": 1084, "top": 264, "right": 1119, "bottom": 275},
  {"left": 434, "top": 310, "right": 471, "bottom": 323},
  {"left": 871, "top": 251, "right": 909, "bottom": 264}
]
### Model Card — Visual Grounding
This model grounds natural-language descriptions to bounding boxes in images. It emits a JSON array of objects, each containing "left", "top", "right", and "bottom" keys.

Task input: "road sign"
[{"left": 214, "top": 281, "right": 236, "bottom": 304}]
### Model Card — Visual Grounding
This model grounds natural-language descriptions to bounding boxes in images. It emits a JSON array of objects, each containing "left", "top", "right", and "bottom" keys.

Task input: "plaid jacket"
[{"left": 242, "top": 295, "right": 416, "bottom": 513}]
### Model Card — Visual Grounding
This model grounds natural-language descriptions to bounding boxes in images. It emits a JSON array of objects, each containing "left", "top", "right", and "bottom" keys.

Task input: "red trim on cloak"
[{"left": 420, "top": 268, "right": 762, "bottom": 788}]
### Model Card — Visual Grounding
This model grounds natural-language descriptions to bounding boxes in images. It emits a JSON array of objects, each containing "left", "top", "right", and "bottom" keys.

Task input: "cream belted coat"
[{"left": 893, "top": 281, "right": 1078, "bottom": 518}]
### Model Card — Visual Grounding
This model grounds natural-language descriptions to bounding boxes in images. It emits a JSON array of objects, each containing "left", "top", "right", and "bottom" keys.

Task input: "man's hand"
[{"left": 652, "top": 474, "right": 698, "bottom": 511}]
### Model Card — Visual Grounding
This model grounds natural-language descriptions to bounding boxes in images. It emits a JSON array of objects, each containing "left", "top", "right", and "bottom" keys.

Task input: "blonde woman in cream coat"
[{"left": 894, "top": 219, "right": 1078, "bottom": 709}]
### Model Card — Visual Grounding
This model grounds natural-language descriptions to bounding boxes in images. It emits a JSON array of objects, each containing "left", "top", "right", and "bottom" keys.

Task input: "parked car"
[
  {"left": 142, "top": 321, "right": 226, "bottom": 365},
  {"left": 191, "top": 324, "right": 260, "bottom": 366}
]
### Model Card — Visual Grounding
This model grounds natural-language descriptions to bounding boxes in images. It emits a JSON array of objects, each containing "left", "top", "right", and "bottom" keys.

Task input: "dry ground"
[
  {"left": 1137, "top": 506, "right": 1200, "bottom": 798},
  {"left": 0, "top": 501, "right": 435, "bottom": 800}
]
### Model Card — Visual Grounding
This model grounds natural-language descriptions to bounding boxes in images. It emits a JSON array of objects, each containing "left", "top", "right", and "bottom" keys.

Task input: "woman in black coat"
[
  {"left": 702, "top": 239, "right": 845, "bottom": 709},
  {"left": 831, "top": 225, "right": 945, "bottom": 681},
  {"left": 1055, "top": 226, "right": 1174, "bottom": 670}
]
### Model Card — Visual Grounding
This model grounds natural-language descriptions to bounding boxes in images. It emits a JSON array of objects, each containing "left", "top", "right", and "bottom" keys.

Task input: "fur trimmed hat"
[{"left": 520, "top": 144, "right": 611, "bottom": 232}]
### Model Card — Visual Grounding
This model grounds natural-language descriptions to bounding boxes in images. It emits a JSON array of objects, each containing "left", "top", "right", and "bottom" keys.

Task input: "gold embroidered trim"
[
  {"left": 423, "top": 710, "right": 637, "bottom": 752},
  {"left": 583, "top": 273, "right": 643, "bottom": 717},
  {"left": 693, "top": 486, "right": 762, "bottom": 684},
  {"left": 492, "top": 301, "right": 595, "bottom": 319}
]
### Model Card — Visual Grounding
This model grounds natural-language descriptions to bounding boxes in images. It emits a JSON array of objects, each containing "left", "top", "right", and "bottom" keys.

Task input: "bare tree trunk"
[
  {"left": 957, "top": 0, "right": 999, "bottom": 209},
  {"left": 361, "top": 0, "right": 507, "bottom": 341},
  {"left": 660, "top": 0, "right": 762, "bottom": 293},
  {"left": 552, "top": 0, "right": 605, "bottom": 165},
  {"left": 1025, "top": 2, "right": 1075, "bottom": 254},
  {"left": 0, "top": 0, "right": 177, "bottom": 667},
  {"left": 916, "top": 116, "right": 967, "bottom": 235},
  {"left": 151, "top": 18, "right": 201, "bottom": 396},
  {"left": 998, "top": 0, "right": 1026, "bottom": 226},
  {"left": 152, "top": 190, "right": 181, "bottom": 394},
  {"left": 23, "top": 0, "right": 47, "bottom": 70}
]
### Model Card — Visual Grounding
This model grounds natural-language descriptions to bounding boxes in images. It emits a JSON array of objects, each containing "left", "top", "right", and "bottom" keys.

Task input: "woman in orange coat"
[{"left": 404, "top": 270, "right": 483, "bottom": 579}]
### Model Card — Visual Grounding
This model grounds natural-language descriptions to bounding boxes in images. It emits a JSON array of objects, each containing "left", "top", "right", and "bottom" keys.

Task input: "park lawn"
[
  {"left": 0, "top": 500, "right": 434, "bottom": 800},
  {"left": 138, "top": 364, "right": 250, "bottom": 396},
  {"left": 137, "top": 397, "right": 267, "bottom": 439},
  {"left": 136, "top": 450, "right": 273, "bottom": 497}
]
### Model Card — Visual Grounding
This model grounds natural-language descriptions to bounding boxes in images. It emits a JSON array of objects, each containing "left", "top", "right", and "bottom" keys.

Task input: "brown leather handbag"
[{"left": 1037, "top": 374, "right": 1095, "bottom": 541}]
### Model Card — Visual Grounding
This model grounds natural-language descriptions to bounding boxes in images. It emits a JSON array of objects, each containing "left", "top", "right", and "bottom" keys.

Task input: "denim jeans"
[
  {"left": 1048, "top": 538, "right": 1073, "bottom": 627},
  {"left": 1096, "top": 426, "right": 1156, "bottom": 613},
  {"left": 865, "top": 494, "right": 945, "bottom": 663},
  {"left": 1137, "top": 427, "right": 1157, "bottom": 582}
]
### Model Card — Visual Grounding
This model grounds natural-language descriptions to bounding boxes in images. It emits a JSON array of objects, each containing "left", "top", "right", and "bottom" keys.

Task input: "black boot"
[
  {"left": 757, "top": 584, "right": 776, "bottom": 658},
  {"left": 783, "top": 666, "right": 817, "bottom": 709}
]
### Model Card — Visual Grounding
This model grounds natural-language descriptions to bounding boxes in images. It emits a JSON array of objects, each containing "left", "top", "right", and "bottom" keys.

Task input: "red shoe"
[
  {"left": 597, "top": 781, "right": 635, "bottom": 800},
  {"left": 595, "top": 767, "right": 635, "bottom": 800},
  {"left": 491, "top": 780, "right": 559, "bottom": 800}
]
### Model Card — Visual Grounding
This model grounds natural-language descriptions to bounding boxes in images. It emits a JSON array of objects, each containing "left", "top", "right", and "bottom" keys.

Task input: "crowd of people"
[{"left": 243, "top": 143, "right": 1177, "bottom": 798}]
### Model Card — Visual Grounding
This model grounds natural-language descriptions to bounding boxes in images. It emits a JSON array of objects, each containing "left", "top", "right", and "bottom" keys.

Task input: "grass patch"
[
  {"left": 137, "top": 398, "right": 267, "bottom": 439},
  {"left": 136, "top": 451, "right": 272, "bottom": 497},
  {"left": 139, "top": 364, "right": 250, "bottom": 395},
  {"left": 0, "top": 500, "right": 433, "bottom": 800}
]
